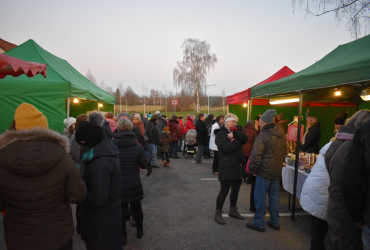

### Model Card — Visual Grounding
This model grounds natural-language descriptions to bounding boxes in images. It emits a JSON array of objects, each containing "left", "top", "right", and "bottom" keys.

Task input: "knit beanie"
[
  {"left": 63, "top": 117, "right": 76, "bottom": 128},
  {"left": 75, "top": 121, "right": 104, "bottom": 147},
  {"left": 260, "top": 109, "right": 277, "bottom": 123},
  {"left": 163, "top": 126, "right": 170, "bottom": 132},
  {"left": 14, "top": 103, "right": 48, "bottom": 131},
  {"left": 76, "top": 114, "right": 88, "bottom": 128},
  {"left": 334, "top": 111, "right": 348, "bottom": 125}
]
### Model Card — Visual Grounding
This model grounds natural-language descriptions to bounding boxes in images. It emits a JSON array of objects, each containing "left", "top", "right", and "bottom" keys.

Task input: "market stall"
[
  {"left": 0, "top": 39, "right": 114, "bottom": 133},
  {"left": 250, "top": 34, "right": 370, "bottom": 220},
  {"left": 0, "top": 53, "right": 47, "bottom": 79}
]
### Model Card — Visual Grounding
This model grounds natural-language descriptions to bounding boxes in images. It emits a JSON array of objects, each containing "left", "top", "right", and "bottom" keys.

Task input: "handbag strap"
[{"left": 329, "top": 141, "right": 349, "bottom": 167}]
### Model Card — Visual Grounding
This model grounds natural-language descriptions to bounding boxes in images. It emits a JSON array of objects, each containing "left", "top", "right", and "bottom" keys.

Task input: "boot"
[
  {"left": 166, "top": 162, "right": 170, "bottom": 167},
  {"left": 228, "top": 207, "right": 244, "bottom": 220},
  {"left": 214, "top": 210, "right": 225, "bottom": 225},
  {"left": 137, "top": 228, "right": 144, "bottom": 239},
  {"left": 163, "top": 160, "right": 167, "bottom": 167}
]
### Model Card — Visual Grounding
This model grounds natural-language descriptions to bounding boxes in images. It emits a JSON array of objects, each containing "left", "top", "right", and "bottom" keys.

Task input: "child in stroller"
[{"left": 184, "top": 129, "right": 197, "bottom": 159}]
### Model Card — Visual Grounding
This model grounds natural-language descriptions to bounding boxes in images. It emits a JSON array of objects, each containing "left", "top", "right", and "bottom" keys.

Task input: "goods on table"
[{"left": 284, "top": 153, "right": 318, "bottom": 173}]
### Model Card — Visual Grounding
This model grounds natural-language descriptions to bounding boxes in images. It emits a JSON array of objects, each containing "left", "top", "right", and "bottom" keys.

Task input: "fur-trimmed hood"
[{"left": 0, "top": 128, "right": 70, "bottom": 176}]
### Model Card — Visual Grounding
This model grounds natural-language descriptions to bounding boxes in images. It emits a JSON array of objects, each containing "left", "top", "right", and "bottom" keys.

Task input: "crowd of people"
[{"left": 1, "top": 103, "right": 370, "bottom": 250}]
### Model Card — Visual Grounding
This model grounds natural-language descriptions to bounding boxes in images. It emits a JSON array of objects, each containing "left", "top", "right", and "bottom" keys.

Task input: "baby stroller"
[{"left": 184, "top": 129, "right": 197, "bottom": 159}]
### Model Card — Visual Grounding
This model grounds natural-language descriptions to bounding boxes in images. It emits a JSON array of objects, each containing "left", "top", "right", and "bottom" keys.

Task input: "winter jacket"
[
  {"left": 81, "top": 137, "right": 122, "bottom": 250},
  {"left": 169, "top": 119, "right": 182, "bottom": 141},
  {"left": 249, "top": 123, "right": 287, "bottom": 180},
  {"left": 106, "top": 118, "right": 117, "bottom": 133},
  {"left": 300, "top": 141, "right": 332, "bottom": 221},
  {"left": 159, "top": 131, "right": 173, "bottom": 153},
  {"left": 69, "top": 133, "right": 80, "bottom": 163},
  {"left": 215, "top": 125, "right": 248, "bottom": 181},
  {"left": 142, "top": 117, "right": 149, "bottom": 129},
  {"left": 102, "top": 120, "right": 113, "bottom": 140},
  {"left": 342, "top": 120, "right": 370, "bottom": 227},
  {"left": 156, "top": 116, "right": 166, "bottom": 138},
  {"left": 196, "top": 119, "right": 208, "bottom": 146},
  {"left": 113, "top": 126, "right": 149, "bottom": 152},
  {"left": 133, "top": 120, "right": 145, "bottom": 136},
  {"left": 0, "top": 128, "right": 87, "bottom": 250},
  {"left": 184, "top": 115, "right": 196, "bottom": 134},
  {"left": 302, "top": 123, "right": 321, "bottom": 154},
  {"left": 113, "top": 131, "right": 150, "bottom": 204},
  {"left": 209, "top": 122, "right": 221, "bottom": 151},
  {"left": 179, "top": 119, "right": 185, "bottom": 136},
  {"left": 243, "top": 124, "right": 258, "bottom": 157},
  {"left": 324, "top": 125, "right": 362, "bottom": 249},
  {"left": 204, "top": 118, "right": 214, "bottom": 136},
  {"left": 62, "top": 127, "right": 73, "bottom": 139},
  {"left": 146, "top": 120, "right": 159, "bottom": 145}
]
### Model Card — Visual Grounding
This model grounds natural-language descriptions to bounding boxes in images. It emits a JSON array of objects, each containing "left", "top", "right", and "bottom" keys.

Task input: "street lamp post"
[{"left": 206, "top": 84, "right": 216, "bottom": 115}]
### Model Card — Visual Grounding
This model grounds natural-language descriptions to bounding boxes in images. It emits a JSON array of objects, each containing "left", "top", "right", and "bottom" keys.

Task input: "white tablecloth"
[{"left": 282, "top": 165, "right": 309, "bottom": 198}]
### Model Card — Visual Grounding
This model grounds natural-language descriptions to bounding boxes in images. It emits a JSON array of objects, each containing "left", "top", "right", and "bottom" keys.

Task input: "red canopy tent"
[
  {"left": 227, "top": 66, "right": 295, "bottom": 105},
  {"left": 0, "top": 53, "right": 47, "bottom": 79}
]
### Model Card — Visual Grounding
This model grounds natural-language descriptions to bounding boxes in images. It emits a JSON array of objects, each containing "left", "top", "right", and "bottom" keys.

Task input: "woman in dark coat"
[
  {"left": 302, "top": 116, "right": 321, "bottom": 154},
  {"left": 75, "top": 121, "right": 122, "bottom": 250},
  {"left": 195, "top": 113, "right": 208, "bottom": 164},
  {"left": 113, "top": 119, "right": 151, "bottom": 246},
  {"left": 146, "top": 115, "right": 159, "bottom": 167},
  {"left": 214, "top": 113, "right": 248, "bottom": 225},
  {"left": 325, "top": 110, "right": 370, "bottom": 250}
]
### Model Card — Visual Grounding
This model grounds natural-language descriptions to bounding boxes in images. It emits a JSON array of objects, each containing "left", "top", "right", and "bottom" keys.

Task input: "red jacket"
[
  {"left": 179, "top": 119, "right": 185, "bottom": 136},
  {"left": 184, "top": 115, "right": 196, "bottom": 134},
  {"left": 169, "top": 119, "right": 182, "bottom": 141}
]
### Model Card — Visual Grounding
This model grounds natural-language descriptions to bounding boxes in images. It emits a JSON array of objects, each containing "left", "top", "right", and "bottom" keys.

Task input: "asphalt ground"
[{"left": 0, "top": 155, "right": 322, "bottom": 250}]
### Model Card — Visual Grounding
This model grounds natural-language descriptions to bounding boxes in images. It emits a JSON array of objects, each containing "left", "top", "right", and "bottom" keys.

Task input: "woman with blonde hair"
[{"left": 214, "top": 113, "right": 248, "bottom": 225}]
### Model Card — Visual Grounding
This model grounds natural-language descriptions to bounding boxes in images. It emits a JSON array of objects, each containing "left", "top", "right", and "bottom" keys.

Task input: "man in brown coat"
[
  {"left": 0, "top": 103, "right": 87, "bottom": 250},
  {"left": 247, "top": 109, "right": 286, "bottom": 232}
]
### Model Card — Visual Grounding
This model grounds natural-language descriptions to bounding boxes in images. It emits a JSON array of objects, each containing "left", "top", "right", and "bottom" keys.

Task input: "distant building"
[{"left": 0, "top": 38, "right": 17, "bottom": 53}]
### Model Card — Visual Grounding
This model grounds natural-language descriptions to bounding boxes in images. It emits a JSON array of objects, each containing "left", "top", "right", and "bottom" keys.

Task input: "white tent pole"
[{"left": 67, "top": 98, "right": 70, "bottom": 118}]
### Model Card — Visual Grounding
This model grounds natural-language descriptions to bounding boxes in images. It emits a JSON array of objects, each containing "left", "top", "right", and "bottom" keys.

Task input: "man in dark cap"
[{"left": 334, "top": 111, "right": 348, "bottom": 134}]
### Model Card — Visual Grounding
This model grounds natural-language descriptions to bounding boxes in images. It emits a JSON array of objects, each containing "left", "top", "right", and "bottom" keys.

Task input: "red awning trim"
[
  {"left": 227, "top": 66, "right": 295, "bottom": 105},
  {"left": 0, "top": 53, "right": 47, "bottom": 79}
]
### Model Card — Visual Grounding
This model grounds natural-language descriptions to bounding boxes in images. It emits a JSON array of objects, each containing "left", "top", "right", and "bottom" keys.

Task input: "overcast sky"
[{"left": 1, "top": 0, "right": 355, "bottom": 97}]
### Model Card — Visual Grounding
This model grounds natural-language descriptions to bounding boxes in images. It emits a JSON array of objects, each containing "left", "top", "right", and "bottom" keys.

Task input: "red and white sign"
[
  {"left": 287, "top": 125, "right": 304, "bottom": 142},
  {"left": 171, "top": 98, "right": 178, "bottom": 107}
]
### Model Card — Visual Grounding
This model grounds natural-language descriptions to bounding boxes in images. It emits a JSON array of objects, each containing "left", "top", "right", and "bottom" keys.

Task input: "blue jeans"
[
  {"left": 178, "top": 138, "right": 183, "bottom": 152},
  {"left": 148, "top": 143, "right": 157, "bottom": 165},
  {"left": 253, "top": 175, "right": 280, "bottom": 228},
  {"left": 363, "top": 225, "right": 370, "bottom": 250}
]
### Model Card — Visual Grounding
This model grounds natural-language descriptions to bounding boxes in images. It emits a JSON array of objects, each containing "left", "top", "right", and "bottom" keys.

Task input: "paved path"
[{"left": 1, "top": 156, "right": 319, "bottom": 250}]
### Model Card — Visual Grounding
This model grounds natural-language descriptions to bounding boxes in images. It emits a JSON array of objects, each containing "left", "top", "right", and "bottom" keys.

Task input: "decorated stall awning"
[
  {"left": 0, "top": 53, "right": 47, "bottom": 79},
  {"left": 227, "top": 66, "right": 295, "bottom": 104}
]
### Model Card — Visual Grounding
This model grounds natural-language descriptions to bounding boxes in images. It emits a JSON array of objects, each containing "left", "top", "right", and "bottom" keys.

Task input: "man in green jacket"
[{"left": 247, "top": 109, "right": 286, "bottom": 232}]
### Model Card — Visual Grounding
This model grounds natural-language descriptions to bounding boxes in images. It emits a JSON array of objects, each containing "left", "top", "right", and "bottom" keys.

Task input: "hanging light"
[
  {"left": 99, "top": 103, "right": 103, "bottom": 108},
  {"left": 73, "top": 98, "right": 79, "bottom": 103},
  {"left": 360, "top": 88, "right": 370, "bottom": 101},
  {"left": 243, "top": 102, "right": 247, "bottom": 107},
  {"left": 269, "top": 96, "right": 299, "bottom": 105},
  {"left": 335, "top": 91, "right": 341, "bottom": 97}
]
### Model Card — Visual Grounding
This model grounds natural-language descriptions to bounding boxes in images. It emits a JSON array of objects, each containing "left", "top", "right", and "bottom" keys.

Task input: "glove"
[{"left": 146, "top": 165, "right": 152, "bottom": 177}]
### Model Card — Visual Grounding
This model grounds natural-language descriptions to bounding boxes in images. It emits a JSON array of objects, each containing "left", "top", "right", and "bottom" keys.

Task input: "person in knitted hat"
[
  {"left": 247, "top": 108, "right": 286, "bottom": 232},
  {"left": 158, "top": 126, "right": 172, "bottom": 167},
  {"left": 63, "top": 117, "right": 76, "bottom": 139},
  {"left": 75, "top": 121, "right": 123, "bottom": 249},
  {"left": 334, "top": 111, "right": 348, "bottom": 134},
  {"left": 302, "top": 116, "right": 321, "bottom": 154},
  {"left": 0, "top": 103, "right": 86, "bottom": 250}
]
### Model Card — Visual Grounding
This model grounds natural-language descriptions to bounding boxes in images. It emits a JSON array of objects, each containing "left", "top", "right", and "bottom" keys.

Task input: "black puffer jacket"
[
  {"left": 156, "top": 116, "right": 166, "bottom": 137},
  {"left": 81, "top": 138, "right": 122, "bottom": 250},
  {"left": 215, "top": 125, "right": 248, "bottom": 181},
  {"left": 113, "top": 131, "right": 150, "bottom": 203},
  {"left": 196, "top": 119, "right": 208, "bottom": 146},
  {"left": 102, "top": 121, "right": 113, "bottom": 140},
  {"left": 113, "top": 126, "right": 149, "bottom": 152},
  {"left": 146, "top": 120, "right": 159, "bottom": 144},
  {"left": 302, "top": 123, "right": 321, "bottom": 154},
  {"left": 249, "top": 123, "right": 286, "bottom": 180}
]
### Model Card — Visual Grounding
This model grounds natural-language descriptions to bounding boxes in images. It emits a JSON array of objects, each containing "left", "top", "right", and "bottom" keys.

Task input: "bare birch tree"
[
  {"left": 117, "top": 82, "right": 124, "bottom": 113},
  {"left": 85, "top": 69, "right": 97, "bottom": 85},
  {"left": 293, "top": 0, "right": 370, "bottom": 39},
  {"left": 173, "top": 38, "right": 218, "bottom": 113}
]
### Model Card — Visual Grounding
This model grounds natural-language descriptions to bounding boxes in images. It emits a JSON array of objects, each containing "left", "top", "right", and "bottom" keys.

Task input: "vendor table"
[{"left": 282, "top": 165, "right": 309, "bottom": 209}]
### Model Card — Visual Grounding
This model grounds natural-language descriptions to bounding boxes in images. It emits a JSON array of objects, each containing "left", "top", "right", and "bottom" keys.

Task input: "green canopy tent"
[
  {"left": 0, "top": 39, "right": 115, "bottom": 133},
  {"left": 250, "top": 34, "right": 370, "bottom": 221}
]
